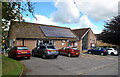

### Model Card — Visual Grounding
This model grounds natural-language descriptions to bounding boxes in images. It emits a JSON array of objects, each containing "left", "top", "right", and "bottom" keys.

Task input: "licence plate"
[
  {"left": 76, "top": 53, "right": 79, "bottom": 55},
  {"left": 51, "top": 50, "right": 56, "bottom": 52},
  {"left": 21, "top": 52, "right": 27, "bottom": 53}
]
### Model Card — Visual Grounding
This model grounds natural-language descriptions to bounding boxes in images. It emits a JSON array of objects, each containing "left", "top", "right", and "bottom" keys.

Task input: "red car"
[
  {"left": 8, "top": 46, "right": 31, "bottom": 59},
  {"left": 59, "top": 47, "right": 80, "bottom": 57}
]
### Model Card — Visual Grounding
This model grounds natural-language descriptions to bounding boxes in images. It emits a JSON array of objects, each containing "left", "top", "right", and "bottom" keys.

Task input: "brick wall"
[
  {"left": 88, "top": 30, "right": 97, "bottom": 49},
  {"left": 16, "top": 40, "right": 36, "bottom": 51},
  {"left": 16, "top": 40, "right": 23, "bottom": 46},
  {"left": 55, "top": 40, "right": 68, "bottom": 49},
  {"left": 24, "top": 40, "right": 36, "bottom": 51}
]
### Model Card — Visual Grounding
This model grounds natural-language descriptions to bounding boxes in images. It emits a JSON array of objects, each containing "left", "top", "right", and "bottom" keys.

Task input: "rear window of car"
[
  {"left": 106, "top": 48, "right": 112, "bottom": 50},
  {"left": 40, "top": 46, "right": 46, "bottom": 49},
  {"left": 17, "top": 47, "right": 28, "bottom": 50},
  {"left": 72, "top": 47, "right": 78, "bottom": 50},
  {"left": 47, "top": 46, "right": 56, "bottom": 49}
]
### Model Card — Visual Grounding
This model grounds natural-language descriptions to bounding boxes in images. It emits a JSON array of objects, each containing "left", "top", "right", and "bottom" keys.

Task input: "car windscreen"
[
  {"left": 47, "top": 46, "right": 56, "bottom": 49},
  {"left": 17, "top": 47, "right": 28, "bottom": 50}
]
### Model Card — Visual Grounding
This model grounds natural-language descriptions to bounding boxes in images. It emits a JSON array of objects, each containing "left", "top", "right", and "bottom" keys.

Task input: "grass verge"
[
  {"left": 2, "top": 54, "right": 23, "bottom": 77},
  {"left": 0, "top": 54, "right": 2, "bottom": 77}
]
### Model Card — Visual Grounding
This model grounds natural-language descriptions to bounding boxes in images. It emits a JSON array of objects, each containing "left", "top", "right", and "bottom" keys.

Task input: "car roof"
[
  {"left": 106, "top": 48, "right": 114, "bottom": 49},
  {"left": 16, "top": 46, "right": 27, "bottom": 47},
  {"left": 96, "top": 47, "right": 104, "bottom": 48},
  {"left": 63, "top": 47, "right": 75, "bottom": 48}
]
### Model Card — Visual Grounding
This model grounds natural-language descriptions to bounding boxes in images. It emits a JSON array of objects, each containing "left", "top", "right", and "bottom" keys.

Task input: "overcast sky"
[{"left": 23, "top": 0, "right": 119, "bottom": 34}]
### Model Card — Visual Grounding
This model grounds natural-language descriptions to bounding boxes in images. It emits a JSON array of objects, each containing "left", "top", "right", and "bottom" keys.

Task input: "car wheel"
[
  {"left": 42, "top": 54, "right": 47, "bottom": 59},
  {"left": 59, "top": 51, "right": 61, "bottom": 55},
  {"left": 8, "top": 54, "right": 11, "bottom": 58},
  {"left": 76, "top": 55, "right": 79, "bottom": 57},
  {"left": 32, "top": 52, "right": 35, "bottom": 57},
  {"left": 101, "top": 53, "right": 104, "bottom": 56},
  {"left": 67, "top": 53, "right": 71, "bottom": 57},
  {"left": 114, "top": 53, "right": 118, "bottom": 56},
  {"left": 54, "top": 55, "right": 58, "bottom": 58},
  {"left": 88, "top": 51, "right": 91, "bottom": 54},
  {"left": 13, "top": 56, "right": 17, "bottom": 60},
  {"left": 116, "top": 51, "right": 119, "bottom": 55},
  {"left": 27, "top": 57, "right": 30, "bottom": 59},
  {"left": 111, "top": 52, "right": 114, "bottom": 55}
]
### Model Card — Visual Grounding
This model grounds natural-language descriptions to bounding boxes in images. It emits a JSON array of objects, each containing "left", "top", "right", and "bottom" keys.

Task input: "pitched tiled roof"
[
  {"left": 72, "top": 28, "right": 90, "bottom": 39},
  {"left": 10, "top": 21, "right": 46, "bottom": 39},
  {"left": 9, "top": 21, "right": 78, "bottom": 40}
]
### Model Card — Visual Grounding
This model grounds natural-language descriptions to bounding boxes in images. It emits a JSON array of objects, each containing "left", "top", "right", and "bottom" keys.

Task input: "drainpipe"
[{"left": 22, "top": 39, "right": 24, "bottom": 46}]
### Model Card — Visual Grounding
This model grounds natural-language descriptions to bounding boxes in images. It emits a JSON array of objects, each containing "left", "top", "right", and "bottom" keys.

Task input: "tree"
[
  {"left": 100, "top": 15, "right": 120, "bottom": 46},
  {"left": 1, "top": 1, "right": 35, "bottom": 53},
  {"left": 2, "top": 2, "right": 35, "bottom": 27}
]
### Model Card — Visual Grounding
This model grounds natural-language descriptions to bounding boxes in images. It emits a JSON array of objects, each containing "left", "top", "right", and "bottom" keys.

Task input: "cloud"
[
  {"left": 71, "top": 15, "right": 98, "bottom": 29},
  {"left": 51, "top": 0, "right": 119, "bottom": 22},
  {"left": 33, "top": 14, "right": 57, "bottom": 25},
  {"left": 72, "top": 15, "right": 101, "bottom": 34},
  {"left": 49, "top": 0, "right": 119, "bottom": 34},
  {"left": 79, "top": 15, "right": 98, "bottom": 28},
  {"left": 49, "top": 0, "right": 100, "bottom": 33},
  {"left": 50, "top": 0, "right": 80, "bottom": 24},
  {"left": 74, "top": 0, "right": 119, "bottom": 21}
]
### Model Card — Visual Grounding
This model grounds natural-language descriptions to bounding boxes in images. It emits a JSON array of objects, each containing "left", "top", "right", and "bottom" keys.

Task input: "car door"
[
  {"left": 33, "top": 47, "right": 38, "bottom": 56},
  {"left": 94, "top": 47, "right": 99, "bottom": 54},
  {"left": 12, "top": 47, "right": 17, "bottom": 57},
  {"left": 97, "top": 48, "right": 103, "bottom": 54},
  {"left": 59, "top": 47, "right": 65, "bottom": 54},
  {"left": 91, "top": 48, "right": 96, "bottom": 54},
  {"left": 64, "top": 47, "right": 70, "bottom": 55},
  {"left": 39, "top": 46, "right": 46, "bottom": 56}
]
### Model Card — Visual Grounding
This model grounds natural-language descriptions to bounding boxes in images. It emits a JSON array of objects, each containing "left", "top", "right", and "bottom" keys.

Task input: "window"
[
  {"left": 17, "top": 47, "right": 28, "bottom": 50},
  {"left": 62, "top": 47, "right": 65, "bottom": 50},
  {"left": 9, "top": 40, "right": 13, "bottom": 47},
  {"left": 94, "top": 47, "right": 99, "bottom": 50},
  {"left": 74, "top": 43, "right": 78, "bottom": 46},
  {"left": 62, "top": 42, "right": 64, "bottom": 45}
]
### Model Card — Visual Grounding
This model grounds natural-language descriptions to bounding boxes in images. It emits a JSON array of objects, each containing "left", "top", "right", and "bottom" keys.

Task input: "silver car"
[{"left": 32, "top": 45, "right": 59, "bottom": 59}]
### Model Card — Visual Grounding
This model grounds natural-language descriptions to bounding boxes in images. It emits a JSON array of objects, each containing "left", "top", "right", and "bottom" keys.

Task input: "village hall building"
[
  {"left": 9, "top": 21, "right": 96, "bottom": 51},
  {"left": 72, "top": 28, "right": 97, "bottom": 51}
]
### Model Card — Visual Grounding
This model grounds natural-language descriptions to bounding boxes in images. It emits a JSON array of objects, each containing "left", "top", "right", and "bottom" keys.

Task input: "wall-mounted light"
[
  {"left": 62, "top": 40, "right": 65, "bottom": 42},
  {"left": 13, "top": 39, "right": 15, "bottom": 42},
  {"left": 67, "top": 40, "right": 69, "bottom": 42},
  {"left": 13, "top": 39, "right": 15, "bottom": 43}
]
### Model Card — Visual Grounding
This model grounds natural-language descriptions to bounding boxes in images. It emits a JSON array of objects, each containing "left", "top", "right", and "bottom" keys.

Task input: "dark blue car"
[{"left": 88, "top": 47, "right": 108, "bottom": 56}]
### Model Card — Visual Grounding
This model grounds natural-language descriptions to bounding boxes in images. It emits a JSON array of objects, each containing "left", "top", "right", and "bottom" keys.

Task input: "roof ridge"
[
  {"left": 72, "top": 28, "right": 90, "bottom": 31},
  {"left": 12, "top": 21, "right": 70, "bottom": 29}
]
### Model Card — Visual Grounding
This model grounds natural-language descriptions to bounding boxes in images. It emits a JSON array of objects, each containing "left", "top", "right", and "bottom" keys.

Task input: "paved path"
[{"left": 20, "top": 54, "right": 118, "bottom": 75}]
